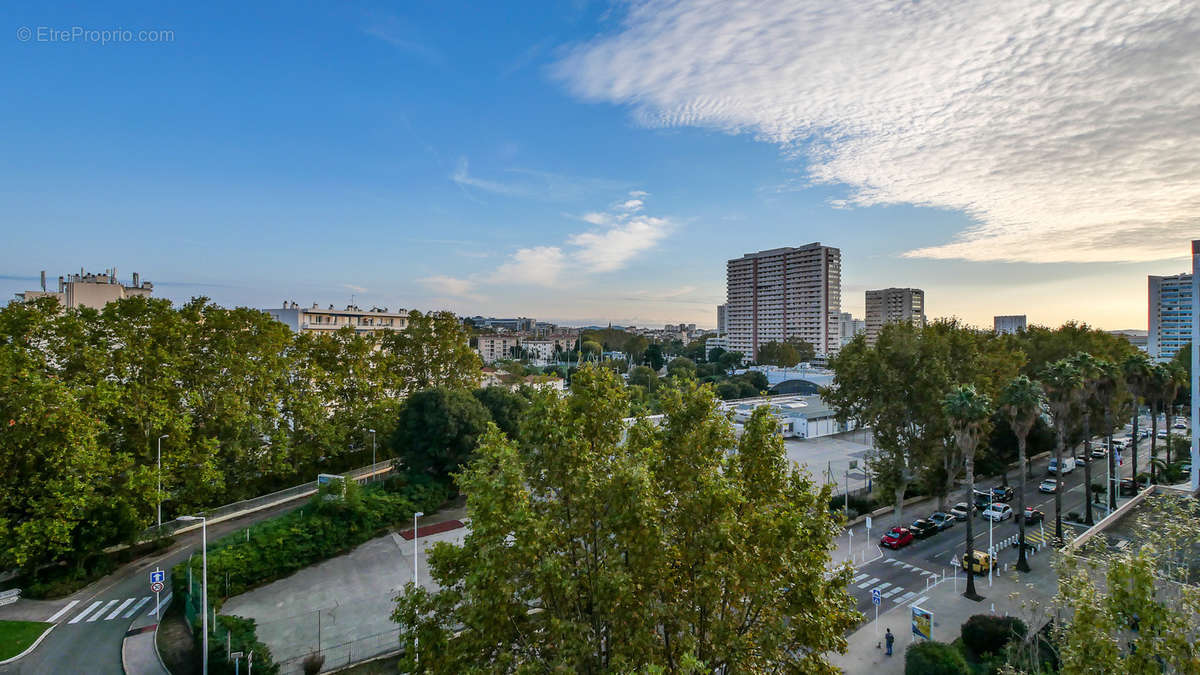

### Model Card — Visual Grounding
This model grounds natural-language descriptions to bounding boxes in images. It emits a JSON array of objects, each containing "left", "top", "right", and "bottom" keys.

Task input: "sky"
[{"left": 2, "top": 1, "right": 1197, "bottom": 330}]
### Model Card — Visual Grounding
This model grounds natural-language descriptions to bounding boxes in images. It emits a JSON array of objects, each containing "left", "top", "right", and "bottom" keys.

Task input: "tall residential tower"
[
  {"left": 1149, "top": 272, "right": 1193, "bottom": 362},
  {"left": 865, "top": 287, "right": 925, "bottom": 344},
  {"left": 725, "top": 243, "right": 842, "bottom": 359}
]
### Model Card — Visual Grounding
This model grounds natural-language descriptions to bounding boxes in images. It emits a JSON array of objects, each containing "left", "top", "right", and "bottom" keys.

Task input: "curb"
[{"left": 0, "top": 623, "right": 55, "bottom": 665}]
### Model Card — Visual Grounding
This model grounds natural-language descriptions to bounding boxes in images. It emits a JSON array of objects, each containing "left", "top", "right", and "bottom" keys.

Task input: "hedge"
[
  {"left": 905, "top": 640, "right": 970, "bottom": 675},
  {"left": 960, "top": 614, "right": 1027, "bottom": 658}
]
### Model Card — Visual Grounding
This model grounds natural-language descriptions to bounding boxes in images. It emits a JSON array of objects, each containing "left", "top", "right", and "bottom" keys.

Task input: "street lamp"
[
  {"left": 178, "top": 515, "right": 208, "bottom": 675},
  {"left": 413, "top": 510, "right": 424, "bottom": 667},
  {"left": 157, "top": 435, "right": 168, "bottom": 530},
  {"left": 368, "top": 429, "right": 376, "bottom": 481}
]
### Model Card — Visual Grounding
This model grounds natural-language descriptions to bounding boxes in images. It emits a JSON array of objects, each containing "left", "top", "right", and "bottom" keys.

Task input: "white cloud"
[
  {"left": 451, "top": 157, "right": 629, "bottom": 202},
  {"left": 619, "top": 198, "right": 644, "bottom": 211},
  {"left": 568, "top": 214, "right": 672, "bottom": 273},
  {"left": 581, "top": 211, "right": 610, "bottom": 225},
  {"left": 554, "top": 0, "right": 1200, "bottom": 263},
  {"left": 342, "top": 283, "right": 368, "bottom": 294},
  {"left": 493, "top": 246, "right": 567, "bottom": 286},
  {"left": 419, "top": 275, "right": 480, "bottom": 300},
  {"left": 629, "top": 190, "right": 649, "bottom": 198}
]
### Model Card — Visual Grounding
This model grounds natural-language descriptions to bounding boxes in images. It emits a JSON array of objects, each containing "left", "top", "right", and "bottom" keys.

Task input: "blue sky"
[{"left": 2, "top": 1, "right": 1196, "bottom": 329}]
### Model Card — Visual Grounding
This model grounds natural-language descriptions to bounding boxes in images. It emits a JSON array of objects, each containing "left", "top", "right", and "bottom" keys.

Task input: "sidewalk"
[
  {"left": 829, "top": 553, "right": 1060, "bottom": 673},
  {"left": 121, "top": 600, "right": 170, "bottom": 675}
]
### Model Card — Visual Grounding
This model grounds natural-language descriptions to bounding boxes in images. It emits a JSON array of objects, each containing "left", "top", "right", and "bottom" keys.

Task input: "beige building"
[
  {"left": 865, "top": 287, "right": 925, "bottom": 344},
  {"left": 476, "top": 334, "right": 521, "bottom": 363},
  {"left": 726, "top": 243, "right": 842, "bottom": 359},
  {"left": 264, "top": 302, "right": 408, "bottom": 335},
  {"left": 16, "top": 268, "right": 153, "bottom": 309}
]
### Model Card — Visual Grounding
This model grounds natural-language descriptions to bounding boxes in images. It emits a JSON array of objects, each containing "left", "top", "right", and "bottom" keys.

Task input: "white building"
[
  {"left": 838, "top": 312, "right": 865, "bottom": 346},
  {"left": 993, "top": 315, "right": 1027, "bottom": 335},
  {"left": 720, "top": 394, "right": 855, "bottom": 439},
  {"left": 265, "top": 302, "right": 408, "bottom": 335},
  {"left": 1149, "top": 273, "right": 1193, "bottom": 362},
  {"left": 865, "top": 288, "right": 925, "bottom": 345},
  {"left": 726, "top": 243, "right": 842, "bottom": 360},
  {"left": 16, "top": 268, "right": 153, "bottom": 309},
  {"left": 476, "top": 334, "right": 521, "bottom": 364},
  {"left": 716, "top": 304, "right": 727, "bottom": 334}
]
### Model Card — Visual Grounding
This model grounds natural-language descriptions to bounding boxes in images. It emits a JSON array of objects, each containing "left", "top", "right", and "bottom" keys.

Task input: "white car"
[
  {"left": 982, "top": 503, "right": 1013, "bottom": 521},
  {"left": 1038, "top": 479, "right": 1059, "bottom": 494}
]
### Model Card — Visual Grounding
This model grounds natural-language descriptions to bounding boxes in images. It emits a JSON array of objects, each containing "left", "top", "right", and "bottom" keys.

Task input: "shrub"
[
  {"left": 905, "top": 640, "right": 969, "bottom": 675},
  {"left": 961, "top": 614, "right": 1027, "bottom": 658}
]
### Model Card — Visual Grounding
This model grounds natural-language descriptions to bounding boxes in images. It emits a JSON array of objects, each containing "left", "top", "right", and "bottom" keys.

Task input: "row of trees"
[{"left": 0, "top": 296, "right": 481, "bottom": 574}]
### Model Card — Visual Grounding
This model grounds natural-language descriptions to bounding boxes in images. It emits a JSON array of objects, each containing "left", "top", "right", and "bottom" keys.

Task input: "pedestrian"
[{"left": 885, "top": 628, "right": 894, "bottom": 656}]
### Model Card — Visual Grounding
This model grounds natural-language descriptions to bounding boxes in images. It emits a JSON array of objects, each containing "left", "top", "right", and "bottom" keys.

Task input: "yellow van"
[{"left": 962, "top": 550, "right": 996, "bottom": 575}]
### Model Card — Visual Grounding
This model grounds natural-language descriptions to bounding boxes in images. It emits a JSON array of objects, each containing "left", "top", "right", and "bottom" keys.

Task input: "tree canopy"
[{"left": 391, "top": 365, "right": 860, "bottom": 672}]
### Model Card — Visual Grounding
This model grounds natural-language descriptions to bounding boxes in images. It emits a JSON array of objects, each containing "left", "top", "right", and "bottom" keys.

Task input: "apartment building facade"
[
  {"left": 265, "top": 302, "right": 409, "bottom": 335},
  {"left": 838, "top": 312, "right": 865, "bottom": 346},
  {"left": 1149, "top": 273, "right": 1193, "bottom": 361},
  {"left": 865, "top": 287, "right": 925, "bottom": 344},
  {"left": 725, "top": 243, "right": 842, "bottom": 359},
  {"left": 16, "top": 268, "right": 153, "bottom": 309},
  {"left": 993, "top": 315, "right": 1027, "bottom": 335}
]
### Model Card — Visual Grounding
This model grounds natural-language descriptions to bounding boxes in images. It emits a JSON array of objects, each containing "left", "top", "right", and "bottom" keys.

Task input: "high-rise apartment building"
[
  {"left": 716, "top": 304, "right": 727, "bottom": 335},
  {"left": 1149, "top": 272, "right": 1193, "bottom": 361},
  {"left": 725, "top": 243, "right": 842, "bottom": 359},
  {"left": 838, "top": 312, "right": 865, "bottom": 346},
  {"left": 994, "top": 315, "right": 1027, "bottom": 335},
  {"left": 865, "top": 288, "right": 925, "bottom": 344}
]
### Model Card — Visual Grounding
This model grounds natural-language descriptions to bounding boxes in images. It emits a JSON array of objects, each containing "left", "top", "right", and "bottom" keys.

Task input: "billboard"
[{"left": 911, "top": 605, "right": 933, "bottom": 640}]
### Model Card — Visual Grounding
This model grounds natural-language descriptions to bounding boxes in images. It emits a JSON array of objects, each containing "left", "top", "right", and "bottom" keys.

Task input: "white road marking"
[
  {"left": 151, "top": 592, "right": 173, "bottom": 617},
  {"left": 46, "top": 600, "right": 80, "bottom": 623},
  {"left": 873, "top": 582, "right": 893, "bottom": 592},
  {"left": 852, "top": 573, "right": 869, "bottom": 583},
  {"left": 124, "top": 596, "right": 152, "bottom": 619},
  {"left": 882, "top": 587, "right": 902, "bottom": 598},
  {"left": 910, "top": 595, "right": 929, "bottom": 606},
  {"left": 68, "top": 601, "right": 103, "bottom": 624},
  {"left": 858, "top": 577, "right": 880, "bottom": 589},
  {"left": 87, "top": 599, "right": 119, "bottom": 622},
  {"left": 898, "top": 591, "right": 916, "bottom": 603},
  {"left": 106, "top": 598, "right": 135, "bottom": 620}
]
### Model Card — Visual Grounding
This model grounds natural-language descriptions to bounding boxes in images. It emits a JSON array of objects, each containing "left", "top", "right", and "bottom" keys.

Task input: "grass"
[{"left": 0, "top": 620, "right": 53, "bottom": 661}]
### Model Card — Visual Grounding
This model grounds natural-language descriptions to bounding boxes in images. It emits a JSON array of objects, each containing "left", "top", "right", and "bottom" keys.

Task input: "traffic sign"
[
  {"left": 150, "top": 570, "right": 165, "bottom": 584},
  {"left": 872, "top": 589, "right": 881, "bottom": 606},
  {"left": 151, "top": 581, "right": 165, "bottom": 593},
  {"left": 865, "top": 516, "right": 873, "bottom": 530}
]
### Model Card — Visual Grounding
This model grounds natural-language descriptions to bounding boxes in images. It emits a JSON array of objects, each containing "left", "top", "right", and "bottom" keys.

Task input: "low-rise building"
[
  {"left": 265, "top": 302, "right": 408, "bottom": 335},
  {"left": 16, "top": 268, "right": 153, "bottom": 309},
  {"left": 993, "top": 315, "right": 1027, "bottom": 334},
  {"left": 720, "top": 394, "right": 855, "bottom": 439},
  {"left": 476, "top": 334, "right": 521, "bottom": 363},
  {"left": 479, "top": 367, "right": 566, "bottom": 393}
]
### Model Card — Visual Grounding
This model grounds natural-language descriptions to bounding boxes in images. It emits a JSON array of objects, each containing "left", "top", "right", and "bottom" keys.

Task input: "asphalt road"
[
  {"left": 0, "top": 498, "right": 308, "bottom": 675},
  {"left": 843, "top": 423, "right": 1162, "bottom": 618}
]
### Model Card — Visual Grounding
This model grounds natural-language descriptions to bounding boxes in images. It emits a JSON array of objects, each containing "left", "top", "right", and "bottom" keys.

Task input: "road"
[
  {"left": 841, "top": 422, "right": 1161, "bottom": 618},
  {"left": 0, "top": 498, "right": 309, "bottom": 675}
]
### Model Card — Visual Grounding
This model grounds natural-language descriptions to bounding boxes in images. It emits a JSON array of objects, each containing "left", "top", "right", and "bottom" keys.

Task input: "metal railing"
[
  {"left": 275, "top": 628, "right": 403, "bottom": 674},
  {"left": 135, "top": 459, "right": 397, "bottom": 543}
]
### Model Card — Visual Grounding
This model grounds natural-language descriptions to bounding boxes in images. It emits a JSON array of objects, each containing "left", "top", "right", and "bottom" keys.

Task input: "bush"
[
  {"left": 961, "top": 614, "right": 1027, "bottom": 658},
  {"left": 905, "top": 640, "right": 969, "bottom": 675},
  {"left": 209, "top": 615, "right": 278, "bottom": 675}
]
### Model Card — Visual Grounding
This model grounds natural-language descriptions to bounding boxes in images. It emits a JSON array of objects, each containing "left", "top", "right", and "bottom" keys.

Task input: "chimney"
[{"left": 40, "top": 270, "right": 46, "bottom": 292}]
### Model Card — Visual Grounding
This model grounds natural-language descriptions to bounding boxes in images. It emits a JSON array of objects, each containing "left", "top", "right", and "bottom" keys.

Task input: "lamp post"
[
  {"left": 178, "top": 515, "right": 208, "bottom": 675},
  {"left": 988, "top": 492, "right": 994, "bottom": 588},
  {"left": 368, "top": 429, "right": 376, "bottom": 481},
  {"left": 413, "top": 510, "right": 424, "bottom": 667},
  {"left": 157, "top": 435, "right": 168, "bottom": 531}
]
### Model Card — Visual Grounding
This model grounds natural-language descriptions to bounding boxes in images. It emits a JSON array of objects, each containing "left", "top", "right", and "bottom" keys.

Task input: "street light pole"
[
  {"left": 157, "top": 435, "right": 168, "bottom": 531},
  {"left": 368, "top": 429, "right": 376, "bottom": 481},
  {"left": 988, "top": 493, "right": 994, "bottom": 587},
  {"left": 413, "top": 510, "right": 424, "bottom": 668},
  {"left": 178, "top": 515, "right": 208, "bottom": 675}
]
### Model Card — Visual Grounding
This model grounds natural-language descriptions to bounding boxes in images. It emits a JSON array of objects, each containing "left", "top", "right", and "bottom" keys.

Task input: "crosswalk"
[
  {"left": 851, "top": 562, "right": 936, "bottom": 607},
  {"left": 54, "top": 593, "right": 168, "bottom": 625}
]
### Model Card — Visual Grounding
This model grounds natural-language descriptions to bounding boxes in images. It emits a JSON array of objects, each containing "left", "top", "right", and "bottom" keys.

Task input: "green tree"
[
  {"left": 998, "top": 375, "right": 1043, "bottom": 573},
  {"left": 665, "top": 356, "right": 696, "bottom": 379},
  {"left": 1157, "top": 362, "right": 1185, "bottom": 466},
  {"left": 1069, "top": 353, "right": 1104, "bottom": 524},
  {"left": 377, "top": 310, "right": 483, "bottom": 394},
  {"left": 581, "top": 340, "right": 602, "bottom": 358},
  {"left": 717, "top": 350, "right": 744, "bottom": 373},
  {"left": 389, "top": 388, "right": 492, "bottom": 481},
  {"left": 756, "top": 340, "right": 802, "bottom": 367},
  {"left": 1122, "top": 353, "right": 1153, "bottom": 485},
  {"left": 471, "top": 387, "right": 528, "bottom": 440},
  {"left": 786, "top": 336, "right": 817, "bottom": 363},
  {"left": 628, "top": 364, "right": 658, "bottom": 390},
  {"left": 1040, "top": 359, "right": 1084, "bottom": 544},
  {"left": 645, "top": 343, "right": 665, "bottom": 370},
  {"left": 391, "top": 366, "right": 860, "bottom": 672},
  {"left": 904, "top": 641, "right": 970, "bottom": 675},
  {"left": 943, "top": 385, "right": 993, "bottom": 600}
]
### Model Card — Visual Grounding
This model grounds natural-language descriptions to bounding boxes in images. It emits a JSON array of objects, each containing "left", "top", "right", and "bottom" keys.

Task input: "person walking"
[{"left": 885, "top": 628, "right": 895, "bottom": 656}]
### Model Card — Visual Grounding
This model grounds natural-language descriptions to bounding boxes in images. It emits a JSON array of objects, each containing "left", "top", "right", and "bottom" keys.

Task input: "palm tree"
[
  {"left": 1148, "top": 364, "right": 1168, "bottom": 484},
  {"left": 1040, "top": 359, "right": 1084, "bottom": 545},
  {"left": 943, "top": 384, "right": 993, "bottom": 601},
  {"left": 998, "top": 375, "right": 1043, "bottom": 573},
  {"left": 1095, "top": 361, "right": 1123, "bottom": 511},
  {"left": 1122, "top": 354, "right": 1152, "bottom": 489},
  {"left": 1069, "top": 354, "right": 1103, "bottom": 525}
]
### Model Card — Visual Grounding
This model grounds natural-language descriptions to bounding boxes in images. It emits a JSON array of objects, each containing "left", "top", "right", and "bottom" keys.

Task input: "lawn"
[{"left": 0, "top": 620, "right": 53, "bottom": 661}]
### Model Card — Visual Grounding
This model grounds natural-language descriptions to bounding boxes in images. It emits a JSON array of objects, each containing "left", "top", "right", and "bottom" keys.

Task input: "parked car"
[
  {"left": 972, "top": 489, "right": 993, "bottom": 509},
  {"left": 1048, "top": 457, "right": 1076, "bottom": 474},
  {"left": 962, "top": 550, "right": 997, "bottom": 575},
  {"left": 1038, "top": 478, "right": 1059, "bottom": 494},
  {"left": 1110, "top": 439, "right": 1127, "bottom": 451},
  {"left": 880, "top": 526, "right": 914, "bottom": 549},
  {"left": 910, "top": 519, "right": 938, "bottom": 539},
  {"left": 1119, "top": 478, "right": 1141, "bottom": 496},
  {"left": 1090, "top": 447, "right": 1107, "bottom": 459},
  {"left": 928, "top": 512, "right": 955, "bottom": 530},
  {"left": 991, "top": 486, "right": 1015, "bottom": 502},
  {"left": 1157, "top": 430, "right": 1168, "bottom": 439},
  {"left": 982, "top": 503, "right": 1013, "bottom": 522},
  {"left": 1023, "top": 507, "right": 1045, "bottom": 524},
  {"left": 949, "top": 502, "right": 976, "bottom": 520},
  {"left": 1074, "top": 453, "right": 1092, "bottom": 465}
]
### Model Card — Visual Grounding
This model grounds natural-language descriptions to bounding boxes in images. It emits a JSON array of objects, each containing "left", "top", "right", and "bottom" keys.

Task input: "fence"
[
  {"left": 136, "top": 459, "right": 397, "bottom": 544},
  {"left": 273, "top": 623, "right": 403, "bottom": 674}
]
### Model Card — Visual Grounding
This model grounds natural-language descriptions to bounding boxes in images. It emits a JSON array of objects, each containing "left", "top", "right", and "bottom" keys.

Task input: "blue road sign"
[
  {"left": 150, "top": 570, "right": 165, "bottom": 584},
  {"left": 872, "top": 589, "right": 881, "bottom": 606}
]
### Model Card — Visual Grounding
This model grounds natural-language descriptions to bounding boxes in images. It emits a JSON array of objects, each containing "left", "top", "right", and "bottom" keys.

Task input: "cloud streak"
[{"left": 554, "top": 0, "right": 1200, "bottom": 263}]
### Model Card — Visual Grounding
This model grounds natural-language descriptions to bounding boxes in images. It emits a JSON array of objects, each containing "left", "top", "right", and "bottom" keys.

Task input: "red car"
[{"left": 880, "top": 526, "right": 914, "bottom": 549}]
